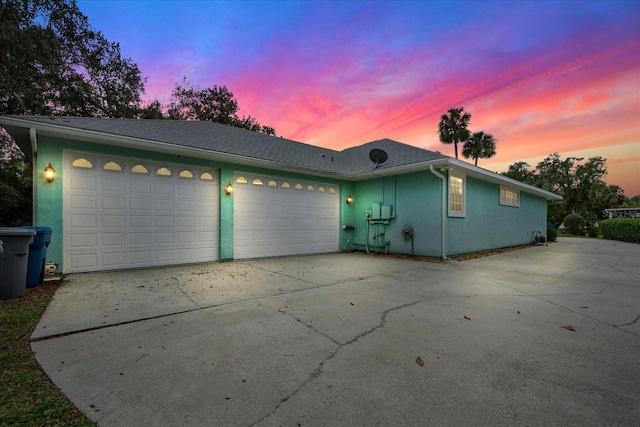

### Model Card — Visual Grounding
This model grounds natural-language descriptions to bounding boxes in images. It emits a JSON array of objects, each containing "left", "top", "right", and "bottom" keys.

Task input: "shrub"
[
  {"left": 547, "top": 228, "right": 557, "bottom": 242},
  {"left": 586, "top": 226, "right": 598, "bottom": 238},
  {"left": 563, "top": 213, "right": 585, "bottom": 235},
  {"left": 600, "top": 219, "right": 640, "bottom": 243}
]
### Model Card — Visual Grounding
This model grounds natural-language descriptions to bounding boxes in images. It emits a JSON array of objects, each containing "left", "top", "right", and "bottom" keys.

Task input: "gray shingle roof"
[
  {"left": 0, "top": 115, "right": 448, "bottom": 175},
  {"left": 0, "top": 115, "right": 562, "bottom": 200}
]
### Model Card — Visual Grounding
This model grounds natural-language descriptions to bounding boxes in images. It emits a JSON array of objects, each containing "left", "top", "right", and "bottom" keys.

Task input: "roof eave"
[{"left": 446, "top": 158, "right": 563, "bottom": 201}]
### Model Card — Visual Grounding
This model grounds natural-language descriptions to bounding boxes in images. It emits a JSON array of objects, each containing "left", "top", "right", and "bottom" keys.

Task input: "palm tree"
[
  {"left": 438, "top": 107, "right": 471, "bottom": 159},
  {"left": 462, "top": 131, "right": 496, "bottom": 166}
]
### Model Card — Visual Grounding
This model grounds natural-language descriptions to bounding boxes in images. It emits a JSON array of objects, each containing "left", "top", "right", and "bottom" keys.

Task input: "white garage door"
[
  {"left": 233, "top": 173, "right": 340, "bottom": 259},
  {"left": 63, "top": 151, "right": 219, "bottom": 273}
]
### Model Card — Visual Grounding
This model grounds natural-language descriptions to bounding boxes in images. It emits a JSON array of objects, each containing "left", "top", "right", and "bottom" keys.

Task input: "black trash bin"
[
  {"left": 18, "top": 226, "right": 53, "bottom": 287},
  {"left": 0, "top": 227, "right": 36, "bottom": 300}
]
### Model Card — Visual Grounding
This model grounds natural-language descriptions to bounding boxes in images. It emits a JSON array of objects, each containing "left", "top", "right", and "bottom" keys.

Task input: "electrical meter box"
[
  {"left": 371, "top": 203, "right": 381, "bottom": 220},
  {"left": 381, "top": 205, "right": 392, "bottom": 220}
]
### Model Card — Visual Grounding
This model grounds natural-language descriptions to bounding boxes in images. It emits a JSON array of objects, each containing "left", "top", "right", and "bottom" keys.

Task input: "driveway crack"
[
  {"left": 615, "top": 314, "right": 640, "bottom": 327},
  {"left": 171, "top": 275, "right": 201, "bottom": 308},
  {"left": 252, "top": 299, "right": 425, "bottom": 426}
]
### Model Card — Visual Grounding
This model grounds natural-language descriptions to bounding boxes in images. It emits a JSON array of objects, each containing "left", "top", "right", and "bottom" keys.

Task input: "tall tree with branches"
[
  {"left": 0, "top": 0, "right": 145, "bottom": 117},
  {"left": 438, "top": 107, "right": 471, "bottom": 159}
]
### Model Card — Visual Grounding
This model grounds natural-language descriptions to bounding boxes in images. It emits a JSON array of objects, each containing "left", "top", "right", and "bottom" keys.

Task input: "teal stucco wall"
[
  {"left": 349, "top": 172, "right": 547, "bottom": 258},
  {"left": 446, "top": 176, "right": 547, "bottom": 255},
  {"left": 350, "top": 172, "right": 444, "bottom": 257}
]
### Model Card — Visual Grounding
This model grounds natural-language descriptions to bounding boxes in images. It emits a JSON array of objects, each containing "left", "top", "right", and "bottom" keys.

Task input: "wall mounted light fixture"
[
  {"left": 225, "top": 182, "right": 233, "bottom": 196},
  {"left": 346, "top": 195, "right": 353, "bottom": 205},
  {"left": 44, "top": 163, "right": 56, "bottom": 183}
]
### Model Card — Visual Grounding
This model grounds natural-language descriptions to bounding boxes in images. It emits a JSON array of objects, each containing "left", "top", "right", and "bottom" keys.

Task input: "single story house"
[{"left": 0, "top": 115, "right": 561, "bottom": 274}]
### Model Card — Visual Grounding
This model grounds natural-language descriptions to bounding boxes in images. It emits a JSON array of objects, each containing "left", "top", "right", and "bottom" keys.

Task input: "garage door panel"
[
  {"left": 155, "top": 199, "right": 175, "bottom": 211},
  {"left": 130, "top": 251, "right": 152, "bottom": 264},
  {"left": 70, "top": 214, "right": 96, "bottom": 228},
  {"left": 69, "top": 176, "right": 97, "bottom": 191},
  {"left": 234, "top": 173, "right": 339, "bottom": 259},
  {"left": 64, "top": 151, "right": 219, "bottom": 273},
  {"left": 101, "top": 233, "right": 125, "bottom": 246},
  {"left": 101, "top": 177, "right": 125, "bottom": 193},
  {"left": 155, "top": 182, "right": 174, "bottom": 194},
  {"left": 130, "top": 180, "right": 151, "bottom": 194},
  {"left": 155, "top": 232, "right": 175, "bottom": 244},
  {"left": 102, "top": 252, "right": 125, "bottom": 267},
  {"left": 70, "top": 195, "right": 96, "bottom": 210},
  {"left": 101, "top": 196, "right": 125, "bottom": 210},
  {"left": 155, "top": 249, "right": 174, "bottom": 262},
  {"left": 70, "top": 233, "right": 96, "bottom": 248},
  {"left": 130, "top": 198, "right": 151, "bottom": 211},
  {"left": 155, "top": 216, "right": 174, "bottom": 227},
  {"left": 70, "top": 253, "right": 97, "bottom": 269}
]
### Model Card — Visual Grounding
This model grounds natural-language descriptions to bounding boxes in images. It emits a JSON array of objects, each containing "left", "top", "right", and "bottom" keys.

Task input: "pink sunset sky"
[{"left": 77, "top": 0, "right": 640, "bottom": 196}]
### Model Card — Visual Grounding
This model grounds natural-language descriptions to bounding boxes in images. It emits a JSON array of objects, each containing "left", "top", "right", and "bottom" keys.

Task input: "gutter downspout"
[
  {"left": 429, "top": 165, "right": 447, "bottom": 260},
  {"left": 29, "top": 128, "right": 37, "bottom": 225}
]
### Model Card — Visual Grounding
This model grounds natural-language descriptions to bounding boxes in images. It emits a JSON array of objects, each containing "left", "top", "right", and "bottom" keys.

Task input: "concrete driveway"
[{"left": 31, "top": 238, "right": 640, "bottom": 426}]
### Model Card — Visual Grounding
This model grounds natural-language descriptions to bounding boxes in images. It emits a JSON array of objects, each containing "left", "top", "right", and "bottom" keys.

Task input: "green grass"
[{"left": 0, "top": 281, "right": 94, "bottom": 427}]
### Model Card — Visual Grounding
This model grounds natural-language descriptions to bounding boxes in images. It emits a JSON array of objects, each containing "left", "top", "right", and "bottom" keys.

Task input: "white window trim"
[
  {"left": 448, "top": 173, "right": 466, "bottom": 217},
  {"left": 500, "top": 185, "right": 520, "bottom": 207}
]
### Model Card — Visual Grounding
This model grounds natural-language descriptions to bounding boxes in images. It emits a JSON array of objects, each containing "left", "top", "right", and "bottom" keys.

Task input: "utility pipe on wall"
[
  {"left": 29, "top": 128, "right": 38, "bottom": 224},
  {"left": 429, "top": 165, "right": 447, "bottom": 260}
]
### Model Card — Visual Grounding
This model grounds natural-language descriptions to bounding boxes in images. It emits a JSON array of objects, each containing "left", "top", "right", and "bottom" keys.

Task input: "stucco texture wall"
[
  {"left": 350, "top": 172, "right": 443, "bottom": 257},
  {"left": 447, "top": 176, "right": 547, "bottom": 255}
]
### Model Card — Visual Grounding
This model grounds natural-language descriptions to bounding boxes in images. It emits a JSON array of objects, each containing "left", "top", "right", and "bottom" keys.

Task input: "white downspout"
[
  {"left": 29, "top": 128, "right": 38, "bottom": 225},
  {"left": 429, "top": 165, "right": 447, "bottom": 260}
]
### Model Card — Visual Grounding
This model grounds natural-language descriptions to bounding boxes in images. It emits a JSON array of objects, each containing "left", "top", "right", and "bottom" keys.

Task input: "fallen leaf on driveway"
[
  {"left": 561, "top": 325, "right": 575, "bottom": 331},
  {"left": 579, "top": 306, "right": 589, "bottom": 309},
  {"left": 416, "top": 356, "right": 424, "bottom": 366},
  {"left": 464, "top": 315, "right": 471, "bottom": 321}
]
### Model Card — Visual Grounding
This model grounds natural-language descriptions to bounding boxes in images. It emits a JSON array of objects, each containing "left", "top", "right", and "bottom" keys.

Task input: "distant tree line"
[{"left": 502, "top": 154, "right": 638, "bottom": 225}]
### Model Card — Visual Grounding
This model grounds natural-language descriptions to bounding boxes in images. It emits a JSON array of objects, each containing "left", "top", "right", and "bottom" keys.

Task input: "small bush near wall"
[
  {"left": 547, "top": 228, "right": 557, "bottom": 242},
  {"left": 563, "top": 213, "right": 585, "bottom": 235},
  {"left": 600, "top": 219, "right": 640, "bottom": 243},
  {"left": 586, "top": 226, "right": 599, "bottom": 238}
]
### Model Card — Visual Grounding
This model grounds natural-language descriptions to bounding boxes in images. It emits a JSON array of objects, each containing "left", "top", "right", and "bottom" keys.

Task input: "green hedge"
[{"left": 599, "top": 218, "right": 640, "bottom": 243}]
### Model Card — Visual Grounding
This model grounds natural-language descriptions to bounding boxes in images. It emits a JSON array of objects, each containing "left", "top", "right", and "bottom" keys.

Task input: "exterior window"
[
  {"left": 236, "top": 176, "right": 248, "bottom": 184},
  {"left": 281, "top": 182, "right": 291, "bottom": 189},
  {"left": 267, "top": 180, "right": 277, "bottom": 187},
  {"left": 500, "top": 186, "right": 520, "bottom": 207},
  {"left": 131, "top": 164, "right": 148, "bottom": 174},
  {"left": 318, "top": 186, "right": 326, "bottom": 193},
  {"left": 103, "top": 161, "right": 122, "bottom": 171},
  {"left": 156, "top": 167, "right": 172, "bottom": 176},
  {"left": 72, "top": 158, "right": 93, "bottom": 168},
  {"left": 448, "top": 174, "right": 465, "bottom": 217},
  {"left": 200, "top": 172, "right": 213, "bottom": 181},
  {"left": 252, "top": 178, "right": 263, "bottom": 185},
  {"left": 294, "top": 183, "right": 303, "bottom": 190},
  {"left": 179, "top": 170, "right": 193, "bottom": 178},
  {"left": 307, "top": 185, "right": 315, "bottom": 191},
  {"left": 328, "top": 187, "right": 336, "bottom": 194}
]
